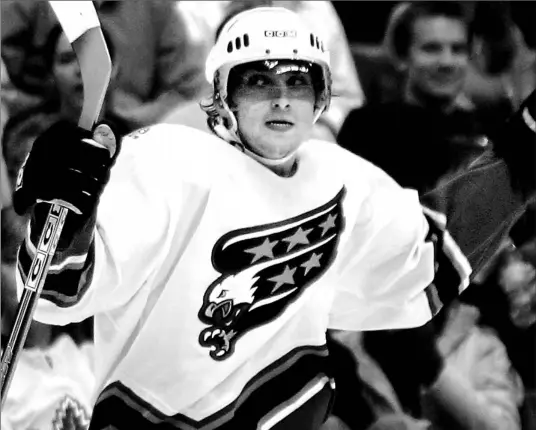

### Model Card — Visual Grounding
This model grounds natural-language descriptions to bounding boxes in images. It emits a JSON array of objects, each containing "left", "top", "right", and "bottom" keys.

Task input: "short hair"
[{"left": 384, "top": 1, "right": 472, "bottom": 64}]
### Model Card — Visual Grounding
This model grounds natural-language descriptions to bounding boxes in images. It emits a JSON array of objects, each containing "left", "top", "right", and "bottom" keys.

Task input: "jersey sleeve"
[
  {"left": 17, "top": 128, "right": 191, "bottom": 325},
  {"left": 328, "top": 171, "right": 470, "bottom": 332}
]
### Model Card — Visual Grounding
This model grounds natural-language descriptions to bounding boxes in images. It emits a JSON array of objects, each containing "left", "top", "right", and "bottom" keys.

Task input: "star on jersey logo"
[
  {"left": 269, "top": 265, "right": 297, "bottom": 293},
  {"left": 199, "top": 188, "right": 346, "bottom": 360},
  {"left": 302, "top": 252, "right": 323, "bottom": 275},
  {"left": 319, "top": 214, "right": 337, "bottom": 236},
  {"left": 283, "top": 227, "right": 313, "bottom": 251},
  {"left": 245, "top": 238, "right": 277, "bottom": 263}
]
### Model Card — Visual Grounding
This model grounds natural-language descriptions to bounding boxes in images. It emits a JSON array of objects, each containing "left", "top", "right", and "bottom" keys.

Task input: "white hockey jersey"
[{"left": 20, "top": 124, "right": 440, "bottom": 429}]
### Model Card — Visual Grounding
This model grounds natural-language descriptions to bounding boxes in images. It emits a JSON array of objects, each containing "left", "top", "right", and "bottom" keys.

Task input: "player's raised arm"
[
  {"left": 329, "top": 154, "right": 475, "bottom": 332},
  {"left": 13, "top": 122, "right": 121, "bottom": 324}
]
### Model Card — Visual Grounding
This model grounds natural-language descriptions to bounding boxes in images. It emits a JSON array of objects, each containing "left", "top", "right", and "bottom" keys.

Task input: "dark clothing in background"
[
  {"left": 339, "top": 101, "right": 512, "bottom": 195},
  {"left": 350, "top": 47, "right": 404, "bottom": 106},
  {"left": 337, "top": 94, "right": 536, "bottom": 416}
]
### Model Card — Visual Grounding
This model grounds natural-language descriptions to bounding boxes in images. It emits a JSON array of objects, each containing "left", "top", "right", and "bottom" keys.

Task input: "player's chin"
[{"left": 261, "top": 138, "right": 301, "bottom": 160}]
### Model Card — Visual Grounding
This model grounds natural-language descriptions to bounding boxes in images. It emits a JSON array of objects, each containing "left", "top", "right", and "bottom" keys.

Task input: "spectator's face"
[
  {"left": 229, "top": 63, "right": 316, "bottom": 160},
  {"left": 405, "top": 15, "right": 469, "bottom": 102},
  {"left": 53, "top": 33, "right": 83, "bottom": 115},
  {"left": 499, "top": 253, "right": 536, "bottom": 328}
]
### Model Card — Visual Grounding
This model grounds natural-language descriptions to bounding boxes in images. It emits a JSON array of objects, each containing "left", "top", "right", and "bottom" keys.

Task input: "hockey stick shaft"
[
  {"left": 1, "top": 1, "right": 112, "bottom": 406},
  {"left": 1, "top": 205, "right": 68, "bottom": 403}
]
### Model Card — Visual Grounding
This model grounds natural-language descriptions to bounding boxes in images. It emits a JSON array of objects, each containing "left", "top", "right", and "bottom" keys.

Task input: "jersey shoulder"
[
  {"left": 304, "top": 139, "right": 422, "bottom": 233},
  {"left": 305, "top": 138, "right": 402, "bottom": 190},
  {"left": 118, "top": 124, "right": 245, "bottom": 187}
]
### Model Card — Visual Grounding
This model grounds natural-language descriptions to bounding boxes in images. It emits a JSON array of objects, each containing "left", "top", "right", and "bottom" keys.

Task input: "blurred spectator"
[
  {"left": 467, "top": 0, "right": 536, "bottom": 255},
  {"left": 339, "top": 1, "right": 511, "bottom": 195},
  {"left": 422, "top": 301, "right": 524, "bottom": 430},
  {"left": 2, "top": 24, "right": 116, "bottom": 188},
  {"left": 1, "top": 0, "right": 207, "bottom": 135},
  {"left": 1, "top": 332, "right": 96, "bottom": 430},
  {"left": 464, "top": 2, "right": 536, "bottom": 113},
  {"left": 166, "top": 0, "right": 364, "bottom": 142},
  {"left": 349, "top": 2, "right": 409, "bottom": 106},
  {"left": 463, "top": 239, "right": 536, "bottom": 430},
  {"left": 350, "top": 43, "right": 404, "bottom": 106},
  {"left": 327, "top": 330, "right": 432, "bottom": 430},
  {"left": 338, "top": 1, "right": 536, "bottom": 426}
]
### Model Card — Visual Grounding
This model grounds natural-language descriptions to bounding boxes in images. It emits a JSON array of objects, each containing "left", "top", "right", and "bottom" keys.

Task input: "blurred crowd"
[{"left": 1, "top": 1, "right": 535, "bottom": 429}]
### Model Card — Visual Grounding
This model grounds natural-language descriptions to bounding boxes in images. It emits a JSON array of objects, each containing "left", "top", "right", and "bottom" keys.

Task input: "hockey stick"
[{"left": 1, "top": 1, "right": 113, "bottom": 407}]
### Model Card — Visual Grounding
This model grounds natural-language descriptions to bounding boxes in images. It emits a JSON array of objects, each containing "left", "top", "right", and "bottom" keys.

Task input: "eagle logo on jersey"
[
  {"left": 199, "top": 188, "right": 346, "bottom": 360},
  {"left": 52, "top": 395, "right": 90, "bottom": 430}
]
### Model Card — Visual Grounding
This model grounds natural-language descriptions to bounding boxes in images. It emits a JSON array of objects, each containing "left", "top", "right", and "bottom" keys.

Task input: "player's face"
[
  {"left": 404, "top": 16, "right": 469, "bottom": 103},
  {"left": 53, "top": 32, "right": 84, "bottom": 116},
  {"left": 230, "top": 66, "right": 316, "bottom": 160}
]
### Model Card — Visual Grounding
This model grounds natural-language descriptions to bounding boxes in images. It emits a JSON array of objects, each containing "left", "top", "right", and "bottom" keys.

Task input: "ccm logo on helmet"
[{"left": 264, "top": 30, "right": 297, "bottom": 38}]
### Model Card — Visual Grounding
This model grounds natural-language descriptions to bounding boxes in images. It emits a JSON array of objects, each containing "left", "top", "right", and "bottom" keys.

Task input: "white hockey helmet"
[{"left": 204, "top": 7, "right": 332, "bottom": 143}]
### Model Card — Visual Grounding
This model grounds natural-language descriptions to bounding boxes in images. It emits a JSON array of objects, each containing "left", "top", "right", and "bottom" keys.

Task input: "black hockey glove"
[{"left": 13, "top": 121, "right": 119, "bottom": 218}]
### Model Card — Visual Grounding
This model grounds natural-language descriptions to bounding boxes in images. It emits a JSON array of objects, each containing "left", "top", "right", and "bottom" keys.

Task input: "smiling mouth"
[
  {"left": 432, "top": 74, "right": 460, "bottom": 84},
  {"left": 266, "top": 120, "right": 294, "bottom": 130}
]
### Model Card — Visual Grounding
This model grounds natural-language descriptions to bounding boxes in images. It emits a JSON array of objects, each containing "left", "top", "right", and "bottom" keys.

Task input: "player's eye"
[
  {"left": 217, "top": 290, "right": 228, "bottom": 299},
  {"left": 245, "top": 74, "right": 270, "bottom": 87},
  {"left": 287, "top": 74, "right": 309, "bottom": 87}
]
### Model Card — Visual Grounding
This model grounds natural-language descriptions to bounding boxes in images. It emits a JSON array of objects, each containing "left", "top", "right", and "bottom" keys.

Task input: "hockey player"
[{"left": 14, "top": 8, "right": 457, "bottom": 429}]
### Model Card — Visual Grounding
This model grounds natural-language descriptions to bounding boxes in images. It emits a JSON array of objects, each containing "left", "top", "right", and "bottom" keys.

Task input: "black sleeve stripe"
[
  {"left": 422, "top": 206, "right": 472, "bottom": 316},
  {"left": 18, "top": 239, "right": 96, "bottom": 308},
  {"left": 89, "top": 345, "right": 333, "bottom": 430}
]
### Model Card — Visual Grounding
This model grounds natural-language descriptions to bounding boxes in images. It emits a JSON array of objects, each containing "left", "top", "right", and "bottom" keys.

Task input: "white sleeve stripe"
[
  {"left": 48, "top": 254, "right": 88, "bottom": 273},
  {"left": 258, "top": 375, "right": 332, "bottom": 430},
  {"left": 523, "top": 107, "right": 536, "bottom": 133},
  {"left": 421, "top": 206, "right": 447, "bottom": 229},
  {"left": 422, "top": 205, "right": 472, "bottom": 293},
  {"left": 442, "top": 231, "right": 472, "bottom": 293}
]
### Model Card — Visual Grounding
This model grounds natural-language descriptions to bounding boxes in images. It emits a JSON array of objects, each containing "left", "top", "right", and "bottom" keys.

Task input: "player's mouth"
[{"left": 265, "top": 120, "right": 294, "bottom": 131}]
